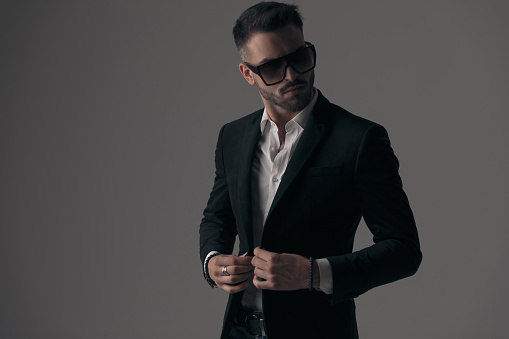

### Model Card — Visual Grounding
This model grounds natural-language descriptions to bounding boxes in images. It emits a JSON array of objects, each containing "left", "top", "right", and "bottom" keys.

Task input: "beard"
[{"left": 255, "top": 71, "right": 315, "bottom": 113}]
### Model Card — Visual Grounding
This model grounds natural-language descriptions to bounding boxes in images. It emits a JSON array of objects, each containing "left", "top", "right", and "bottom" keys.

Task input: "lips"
[{"left": 283, "top": 85, "right": 305, "bottom": 94}]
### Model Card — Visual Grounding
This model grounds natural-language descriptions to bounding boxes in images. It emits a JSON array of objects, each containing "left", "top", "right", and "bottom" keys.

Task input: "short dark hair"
[{"left": 232, "top": 1, "right": 303, "bottom": 60}]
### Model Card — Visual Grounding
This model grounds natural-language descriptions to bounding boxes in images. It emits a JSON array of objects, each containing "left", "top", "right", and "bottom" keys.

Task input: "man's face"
[{"left": 240, "top": 24, "right": 315, "bottom": 113}]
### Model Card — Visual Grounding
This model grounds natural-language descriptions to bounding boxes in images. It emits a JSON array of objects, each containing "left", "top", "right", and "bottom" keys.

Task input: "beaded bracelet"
[{"left": 309, "top": 257, "right": 314, "bottom": 291}]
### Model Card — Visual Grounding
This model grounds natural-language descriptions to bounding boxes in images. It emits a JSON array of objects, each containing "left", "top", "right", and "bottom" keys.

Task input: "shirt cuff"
[
  {"left": 316, "top": 258, "right": 333, "bottom": 295},
  {"left": 204, "top": 251, "right": 220, "bottom": 275}
]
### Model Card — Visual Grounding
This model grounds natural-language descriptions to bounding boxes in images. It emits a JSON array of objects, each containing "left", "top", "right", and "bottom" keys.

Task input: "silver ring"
[{"left": 222, "top": 265, "right": 230, "bottom": 276}]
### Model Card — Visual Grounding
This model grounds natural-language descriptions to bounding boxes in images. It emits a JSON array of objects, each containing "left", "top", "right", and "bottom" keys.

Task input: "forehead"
[{"left": 244, "top": 24, "right": 305, "bottom": 64}]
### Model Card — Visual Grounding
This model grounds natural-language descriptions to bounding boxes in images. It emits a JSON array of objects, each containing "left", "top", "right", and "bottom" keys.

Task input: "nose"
[{"left": 283, "top": 63, "right": 299, "bottom": 82}]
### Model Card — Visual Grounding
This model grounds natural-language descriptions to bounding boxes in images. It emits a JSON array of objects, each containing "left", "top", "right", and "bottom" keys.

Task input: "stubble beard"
[{"left": 255, "top": 71, "right": 315, "bottom": 113}]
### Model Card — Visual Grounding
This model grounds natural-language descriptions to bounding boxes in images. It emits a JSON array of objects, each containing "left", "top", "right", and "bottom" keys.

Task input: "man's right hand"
[{"left": 208, "top": 253, "right": 253, "bottom": 294}]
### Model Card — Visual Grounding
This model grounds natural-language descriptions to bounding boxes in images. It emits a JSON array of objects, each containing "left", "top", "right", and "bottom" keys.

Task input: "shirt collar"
[{"left": 260, "top": 88, "right": 318, "bottom": 134}]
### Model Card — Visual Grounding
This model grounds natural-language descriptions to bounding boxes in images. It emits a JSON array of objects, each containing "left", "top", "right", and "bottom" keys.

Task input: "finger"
[
  {"left": 253, "top": 266, "right": 269, "bottom": 281},
  {"left": 216, "top": 271, "right": 252, "bottom": 285},
  {"left": 214, "top": 255, "right": 253, "bottom": 266},
  {"left": 253, "top": 275, "right": 274, "bottom": 290},
  {"left": 220, "top": 264, "right": 253, "bottom": 276},
  {"left": 251, "top": 256, "right": 269, "bottom": 271},
  {"left": 213, "top": 264, "right": 252, "bottom": 277},
  {"left": 220, "top": 279, "right": 250, "bottom": 294},
  {"left": 233, "top": 255, "right": 254, "bottom": 265},
  {"left": 253, "top": 247, "right": 275, "bottom": 262},
  {"left": 211, "top": 259, "right": 253, "bottom": 275},
  {"left": 211, "top": 265, "right": 253, "bottom": 282}
]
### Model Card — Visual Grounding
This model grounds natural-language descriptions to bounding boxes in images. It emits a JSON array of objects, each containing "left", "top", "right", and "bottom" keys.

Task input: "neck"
[
  {"left": 264, "top": 104, "right": 299, "bottom": 131},
  {"left": 262, "top": 87, "right": 316, "bottom": 130}
]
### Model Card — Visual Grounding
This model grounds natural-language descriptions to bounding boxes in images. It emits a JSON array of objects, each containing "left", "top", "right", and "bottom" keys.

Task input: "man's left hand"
[{"left": 251, "top": 246, "right": 319, "bottom": 290}]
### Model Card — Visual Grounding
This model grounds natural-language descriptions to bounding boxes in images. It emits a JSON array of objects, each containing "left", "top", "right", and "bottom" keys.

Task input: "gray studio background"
[{"left": 1, "top": 1, "right": 508, "bottom": 338}]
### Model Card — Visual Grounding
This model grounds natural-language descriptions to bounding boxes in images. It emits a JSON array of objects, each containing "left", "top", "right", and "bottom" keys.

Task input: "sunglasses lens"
[
  {"left": 289, "top": 48, "right": 314, "bottom": 72},
  {"left": 259, "top": 58, "right": 286, "bottom": 85}
]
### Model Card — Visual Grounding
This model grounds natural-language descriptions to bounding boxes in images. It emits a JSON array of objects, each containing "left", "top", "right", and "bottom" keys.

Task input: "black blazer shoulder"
[{"left": 312, "top": 90, "right": 383, "bottom": 135}]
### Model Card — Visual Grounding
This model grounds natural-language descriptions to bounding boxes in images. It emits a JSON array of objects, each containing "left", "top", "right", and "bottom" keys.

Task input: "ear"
[{"left": 239, "top": 63, "right": 256, "bottom": 86}]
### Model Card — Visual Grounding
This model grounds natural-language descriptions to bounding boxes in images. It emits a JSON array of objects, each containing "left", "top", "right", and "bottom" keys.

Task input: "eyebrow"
[{"left": 258, "top": 57, "right": 274, "bottom": 64}]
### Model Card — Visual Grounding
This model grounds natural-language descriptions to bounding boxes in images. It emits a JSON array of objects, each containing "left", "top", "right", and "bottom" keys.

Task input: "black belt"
[{"left": 234, "top": 307, "right": 267, "bottom": 336}]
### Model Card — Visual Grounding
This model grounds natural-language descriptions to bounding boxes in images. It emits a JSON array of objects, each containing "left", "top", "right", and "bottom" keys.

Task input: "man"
[{"left": 199, "top": 2, "right": 421, "bottom": 338}]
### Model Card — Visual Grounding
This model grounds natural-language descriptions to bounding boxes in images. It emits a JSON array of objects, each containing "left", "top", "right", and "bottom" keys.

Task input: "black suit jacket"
[{"left": 200, "top": 90, "right": 422, "bottom": 338}]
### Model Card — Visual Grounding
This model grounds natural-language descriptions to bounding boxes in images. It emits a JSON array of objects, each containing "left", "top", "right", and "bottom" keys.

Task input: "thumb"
[{"left": 240, "top": 252, "right": 253, "bottom": 262}]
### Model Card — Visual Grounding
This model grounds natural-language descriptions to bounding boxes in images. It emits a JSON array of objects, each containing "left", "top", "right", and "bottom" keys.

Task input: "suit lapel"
[
  {"left": 237, "top": 111, "right": 262, "bottom": 254},
  {"left": 265, "top": 92, "right": 331, "bottom": 226}
]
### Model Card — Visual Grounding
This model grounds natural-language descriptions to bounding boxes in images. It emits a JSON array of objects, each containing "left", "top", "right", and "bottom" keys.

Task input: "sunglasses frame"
[{"left": 245, "top": 41, "right": 316, "bottom": 86}]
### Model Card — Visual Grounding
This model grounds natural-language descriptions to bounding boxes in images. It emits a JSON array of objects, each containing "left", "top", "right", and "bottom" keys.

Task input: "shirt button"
[{"left": 272, "top": 177, "right": 279, "bottom": 183}]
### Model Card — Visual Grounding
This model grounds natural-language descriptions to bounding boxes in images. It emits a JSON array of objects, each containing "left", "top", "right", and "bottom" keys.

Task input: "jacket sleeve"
[
  {"left": 199, "top": 124, "right": 237, "bottom": 267},
  {"left": 326, "top": 123, "right": 422, "bottom": 304}
]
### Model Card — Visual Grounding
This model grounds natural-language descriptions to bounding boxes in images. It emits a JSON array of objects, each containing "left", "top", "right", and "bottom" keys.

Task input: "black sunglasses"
[{"left": 245, "top": 42, "right": 316, "bottom": 86}]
